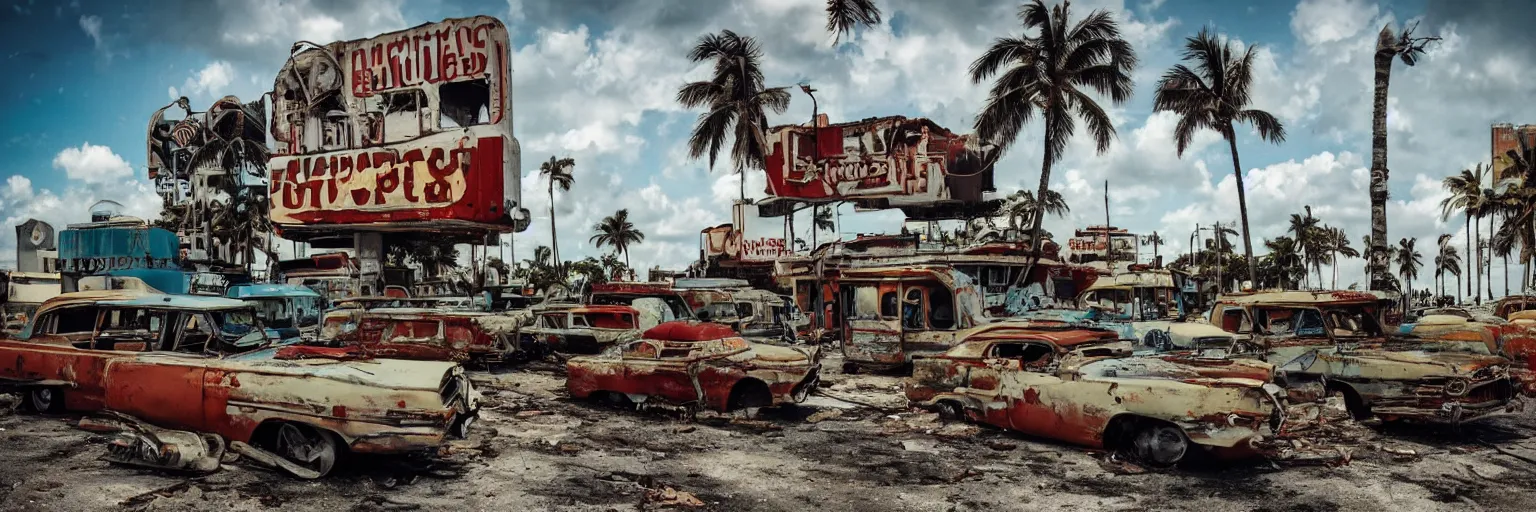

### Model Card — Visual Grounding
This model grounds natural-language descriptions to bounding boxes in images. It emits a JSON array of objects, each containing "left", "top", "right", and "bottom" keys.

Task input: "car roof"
[
  {"left": 41, "top": 290, "right": 251, "bottom": 312},
  {"left": 1215, "top": 290, "right": 1391, "bottom": 306},
  {"left": 945, "top": 320, "right": 1121, "bottom": 358},
  {"left": 226, "top": 283, "right": 322, "bottom": 299}
]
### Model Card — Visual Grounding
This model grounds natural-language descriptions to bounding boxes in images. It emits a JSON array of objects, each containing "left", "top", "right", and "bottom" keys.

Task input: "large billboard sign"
[
  {"left": 761, "top": 116, "right": 995, "bottom": 212},
  {"left": 1067, "top": 226, "right": 1138, "bottom": 265},
  {"left": 701, "top": 203, "right": 790, "bottom": 263},
  {"left": 267, "top": 16, "right": 527, "bottom": 237}
]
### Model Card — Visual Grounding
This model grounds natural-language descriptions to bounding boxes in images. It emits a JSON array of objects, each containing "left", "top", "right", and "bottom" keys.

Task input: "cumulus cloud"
[
  {"left": 51, "top": 143, "right": 133, "bottom": 185},
  {"left": 0, "top": 145, "right": 160, "bottom": 268}
]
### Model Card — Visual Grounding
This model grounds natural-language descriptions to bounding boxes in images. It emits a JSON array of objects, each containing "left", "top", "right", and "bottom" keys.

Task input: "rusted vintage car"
[
  {"left": 1494, "top": 295, "right": 1536, "bottom": 320},
  {"left": 836, "top": 266, "right": 988, "bottom": 372},
  {"left": 566, "top": 321, "right": 822, "bottom": 413},
  {"left": 906, "top": 321, "right": 1284, "bottom": 466},
  {"left": 1405, "top": 313, "right": 1536, "bottom": 395},
  {"left": 521, "top": 304, "right": 641, "bottom": 354},
  {"left": 0, "top": 291, "right": 478, "bottom": 477},
  {"left": 1210, "top": 290, "right": 1520, "bottom": 424},
  {"left": 329, "top": 308, "right": 530, "bottom": 363}
]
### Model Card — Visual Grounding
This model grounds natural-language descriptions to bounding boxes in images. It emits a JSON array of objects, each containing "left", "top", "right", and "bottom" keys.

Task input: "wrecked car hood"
[{"left": 221, "top": 348, "right": 462, "bottom": 391}]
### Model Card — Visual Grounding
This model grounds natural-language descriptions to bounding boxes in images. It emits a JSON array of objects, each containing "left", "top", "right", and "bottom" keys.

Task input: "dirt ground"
[{"left": 3, "top": 354, "right": 1536, "bottom": 512}]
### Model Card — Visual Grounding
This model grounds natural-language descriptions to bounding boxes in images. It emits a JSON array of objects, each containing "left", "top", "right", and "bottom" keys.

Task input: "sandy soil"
[{"left": 3, "top": 354, "right": 1536, "bottom": 512}]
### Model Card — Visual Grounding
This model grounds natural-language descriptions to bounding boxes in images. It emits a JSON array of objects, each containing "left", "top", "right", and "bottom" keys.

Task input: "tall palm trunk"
[
  {"left": 1488, "top": 212, "right": 1496, "bottom": 299},
  {"left": 1466, "top": 215, "right": 1473, "bottom": 297},
  {"left": 1332, "top": 248, "right": 1338, "bottom": 289},
  {"left": 1475, "top": 215, "right": 1482, "bottom": 303},
  {"left": 1025, "top": 114, "right": 1058, "bottom": 270},
  {"left": 1227, "top": 131, "right": 1259, "bottom": 288},
  {"left": 548, "top": 181, "right": 561, "bottom": 265},
  {"left": 1456, "top": 273, "right": 1462, "bottom": 304},
  {"left": 1368, "top": 48, "right": 1393, "bottom": 291}
]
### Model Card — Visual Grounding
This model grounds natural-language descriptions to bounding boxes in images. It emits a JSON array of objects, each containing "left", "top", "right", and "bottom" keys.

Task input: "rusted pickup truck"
[
  {"left": 1210, "top": 290, "right": 1519, "bottom": 424},
  {"left": 0, "top": 291, "right": 479, "bottom": 478},
  {"left": 566, "top": 321, "right": 821, "bottom": 413},
  {"left": 906, "top": 321, "right": 1284, "bottom": 466}
]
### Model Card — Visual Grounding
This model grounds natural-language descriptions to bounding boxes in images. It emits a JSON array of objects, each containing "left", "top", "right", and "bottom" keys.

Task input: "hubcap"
[
  {"left": 31, "top": 388, "right": 55, "bottom": 411},
  {"left": 273, "top": 424, "right": 336, "bottom": 475},
  {"left": 1133, "top": 425, "right": 1188, "bottom": 466}
]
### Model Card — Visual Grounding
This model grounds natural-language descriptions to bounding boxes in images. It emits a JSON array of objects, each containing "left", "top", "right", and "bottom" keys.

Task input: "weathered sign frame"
[{"left": 267, "top": 16, "right": 527, "bottom": 240}]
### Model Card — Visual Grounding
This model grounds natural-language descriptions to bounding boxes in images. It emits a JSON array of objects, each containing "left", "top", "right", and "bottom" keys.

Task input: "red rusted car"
[
  {"left": 334, "top": 308, "right": 529, "bottom": 362},
  {"left": 906, "top": 321, "right": 1285, "bottom": 466},
  {"left": 0, "top": 291, "right": 478, "bottom": 478},
  {"left": 566, "top": 322, "right": 822, "bottom": 413}
]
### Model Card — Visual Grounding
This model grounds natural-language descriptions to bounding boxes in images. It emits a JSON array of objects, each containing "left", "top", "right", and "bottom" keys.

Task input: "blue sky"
[{"left": 1, "top": 0, "right": 1532, "bottom": 295}]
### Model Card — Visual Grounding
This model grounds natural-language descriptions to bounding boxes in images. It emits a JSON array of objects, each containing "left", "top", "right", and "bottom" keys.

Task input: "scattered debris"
[
  {"left": 644, "top": 486, "right": 705, "bottom": 508},
  {"left": 79, "top": 413, "right": 225, "bottom": 474}
]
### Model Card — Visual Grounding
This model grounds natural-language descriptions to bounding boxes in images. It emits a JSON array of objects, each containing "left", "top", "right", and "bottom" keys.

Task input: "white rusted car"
[
  {"left": 0, "top": 291, "right": 479, "bottom": 478},
  {"left": 907, "top": 321, "right": 1284, "bottom": 466}
]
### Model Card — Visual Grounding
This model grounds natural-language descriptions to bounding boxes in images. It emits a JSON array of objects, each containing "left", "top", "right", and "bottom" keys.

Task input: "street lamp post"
[{"left": 799, "top": 83, "right": 824, "bottom": 335}]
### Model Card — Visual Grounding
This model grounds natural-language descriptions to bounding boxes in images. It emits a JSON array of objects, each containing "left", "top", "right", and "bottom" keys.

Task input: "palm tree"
[
  {"left": 1326, "top": 226, "right": 1359, "bottom": 289},
  {"left": 1396, "top": 237, "right": 1424, "bottom": 308},
  {"left": 1442, "top": 164, "right": 1486, "bottom": 300},
  {"left": 539, "top": 156, "right": 575, "bottom": 264},
  {"left": 1142, "top": 232, "right": 1166, "bottom": 265},
  {"left": 590, "top": 209, "right": 647, "bottom": 269},
  {"left": 677, "top": 30, "right": 792, "bottom": 201},
  {"left": 1477, "top": 184, "right": 1499, "bottom": 301},
  {"left": 1263, "top": 236, "right": 1304, "bottom": 290},
  {"left": 1155, "top": 27, "right": 1285, "bottom": 289},
  {"left": 812, "top": 205, "right": 835, "bottom": 249},
  {"left": 1495, "top": 141, "right": 1536, "bottom": 294},
  {"left": 1287, "top": 210, "right": 1323, "bottom": 288},
  {"left": 1435, "top": 233, "right": 1462, "bottom": 303},
  {"left": 825, "top": 0, "right": 882, "bottom": 45},
  {"left": 969, "top": 0, "right": 1136, "bottom": 266},
  {"left": 1368, "top": 23, "right": 1438, "bottom": 291},
  {"left": 1002, "top": 188, "right": 1070, "bottom": 232}
]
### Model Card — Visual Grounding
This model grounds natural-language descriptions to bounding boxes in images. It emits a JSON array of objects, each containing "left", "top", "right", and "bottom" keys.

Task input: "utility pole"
[{"left": 1103, "top": 180, "right": 1113, "bottom": 274}]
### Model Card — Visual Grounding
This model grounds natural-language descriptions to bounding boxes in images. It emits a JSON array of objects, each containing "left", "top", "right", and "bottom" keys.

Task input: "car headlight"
[{"left": 1444, "top": 378, "right": 1470, "bottom": 397}]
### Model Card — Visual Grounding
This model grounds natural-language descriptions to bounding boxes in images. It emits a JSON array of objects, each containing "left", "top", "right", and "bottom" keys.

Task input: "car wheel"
[
  {"left": 1130, "top": 423, "right": 1189, "bottom": 467},
  {"left": 936, "top": 400, "right": 965, "bottom": 422},
  {"left": 269, "top": 423, "right": 338, "bottom": 478},
  {"left": 24, "top": 387, "right": 64, "bottom": 413}
]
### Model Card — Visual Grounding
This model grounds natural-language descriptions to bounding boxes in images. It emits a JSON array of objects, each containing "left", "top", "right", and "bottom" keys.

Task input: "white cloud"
[
  {"left": 51, "top": 143, "right": 133, "bottom": 185},
  {"left": 78, "top": 14, "right": 101, "bottom": 48},
  {"left": 1, "top": 145, "right": 161, "bottom": 268},
  {"left": 180, "top": 61, "right": 234, "bottom": 99},
  {"left": 1290, "top": 0, "right": 1379, "bottom": 47}
]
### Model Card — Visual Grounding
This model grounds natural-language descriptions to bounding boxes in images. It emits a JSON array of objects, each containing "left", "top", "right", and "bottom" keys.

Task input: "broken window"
[
  {"left": 929, "top": 287, "right": 955, "bottom": 329},
  {"left": 383, "top": 90, "right": 427, "bottom": 143},
  {"left": 384, "top": 320, "right": 441, "bottom": 343},
  {"left": 989, "top": 342, "right": 1055, "bottom": 369},
  {"left": 570, "top": 315, "right": 590, "bottom": 328},
  {"left": 880, "top": 291, "right": 898, "bottom": 319},
  {"left": 902, "top": 288, "right": 925, "bottom": 330},
  {"left": 47, "top": 306, "right": 99, "bottom": 337},
  {"left": 542, "top": 314, "right": 568, "bottom": 329},
  {"left": 439, "top": 79, "right": 491, "bottom": 129},
  {"left": 851, "top": 286, "right": 880, "bottom": 320},
  {"left": 445, "top": 324, "right": 474, "bottom": 346},
  {"left": 174, "top": 313, "right": 215, "bottom": 353},
  {"left": 94, "top": 308, "right": 164, "bottom": 351},
  {"left": 1220, "top": 307, "right": 1251, "bottom": 333},
  {"left": 622, "top": 340, "right": 659, "bottom": 359}
]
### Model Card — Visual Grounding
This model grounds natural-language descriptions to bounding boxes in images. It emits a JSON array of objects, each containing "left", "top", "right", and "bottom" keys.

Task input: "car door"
[
  {"left": 841, "top": 281, "right": 905, "bottom": 366},
  {"left": 1000, "top": 342, "right": 1067, "bottom": 435},
  {"left": 102, "top": 356, "right": 208, "bottom": 432}
]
